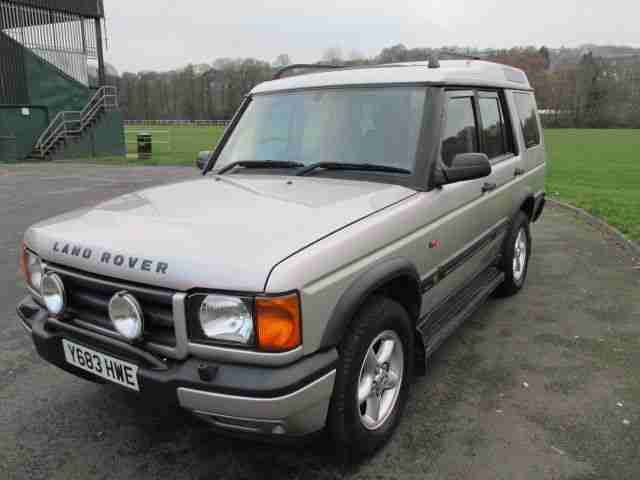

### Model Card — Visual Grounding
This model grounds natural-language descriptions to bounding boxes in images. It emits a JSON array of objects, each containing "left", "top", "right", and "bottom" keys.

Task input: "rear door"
[{"left": 476, "top": 90, "right": 523, "bottom": 227}]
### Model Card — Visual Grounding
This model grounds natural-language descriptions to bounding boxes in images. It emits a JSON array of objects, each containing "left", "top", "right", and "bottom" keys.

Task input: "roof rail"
[
  {"left": 273, "top": 64, "right": 345, "bottom": 80},
  {"left": 273, "top": 54, "right": 484, "bottom": 79},
  {"left": 427, "top": 49, "right": 483, "bottom": 69}
]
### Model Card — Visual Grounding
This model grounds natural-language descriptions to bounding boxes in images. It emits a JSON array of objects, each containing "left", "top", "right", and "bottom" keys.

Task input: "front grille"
[{"left": 48, "top": 264, "right": 177, "bottom": 348}]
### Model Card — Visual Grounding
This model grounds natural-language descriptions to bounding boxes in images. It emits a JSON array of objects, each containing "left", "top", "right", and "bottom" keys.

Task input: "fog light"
[
  {"left": 41, "top": 273, "right": 66, "bottom": 316},
  {"left": 108, "top": 291, "right": 144, "bottom": 342}
]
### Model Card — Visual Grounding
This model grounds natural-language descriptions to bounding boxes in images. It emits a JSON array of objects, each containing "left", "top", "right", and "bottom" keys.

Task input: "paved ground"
[{"left": 1, "top": 163, "right": 639, "bottom": 480}]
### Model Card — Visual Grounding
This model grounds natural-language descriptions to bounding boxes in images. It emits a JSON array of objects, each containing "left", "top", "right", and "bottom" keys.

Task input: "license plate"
[{"left": 62, "top": 339, "right": 139, "bottom": 391}]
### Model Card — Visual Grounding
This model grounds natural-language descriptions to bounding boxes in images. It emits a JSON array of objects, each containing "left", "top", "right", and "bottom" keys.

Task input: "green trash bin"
[{"left": 137, "top": 132, "right": 152, "bottom": 160}]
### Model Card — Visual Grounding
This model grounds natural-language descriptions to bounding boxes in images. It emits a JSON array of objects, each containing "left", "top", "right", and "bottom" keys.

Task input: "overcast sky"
[{"left": 103, "top": 0, "right": 637, "bottom": 73}]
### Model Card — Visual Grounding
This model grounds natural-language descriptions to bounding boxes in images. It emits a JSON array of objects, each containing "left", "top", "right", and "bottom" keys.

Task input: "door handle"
[
  {"left": 514, "top": 168, "right": 525, "bottom": 177},
  {"left": 482, "top": 182, "right": 497, "bottom": 193}
]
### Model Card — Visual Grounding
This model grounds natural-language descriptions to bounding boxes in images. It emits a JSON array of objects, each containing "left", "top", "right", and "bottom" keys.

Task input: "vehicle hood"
[{"left": 25, "top": 175, "right": 415, "bottom": 292}]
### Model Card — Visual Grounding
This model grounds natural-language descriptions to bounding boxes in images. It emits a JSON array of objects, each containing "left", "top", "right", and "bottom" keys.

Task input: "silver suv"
[{"left": 17, "top": 60, "right": 546, "bottom": 456}]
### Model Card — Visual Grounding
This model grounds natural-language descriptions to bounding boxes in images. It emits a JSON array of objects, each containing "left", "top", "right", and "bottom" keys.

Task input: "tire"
[
  {"left": 495, "top": 211, "right": 532, "bottom": 297},
  {"left": 328, "top": 296, "right": 414, "bottom": 458}
]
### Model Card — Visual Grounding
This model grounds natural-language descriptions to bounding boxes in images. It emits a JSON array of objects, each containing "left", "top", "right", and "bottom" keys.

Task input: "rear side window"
[
  {"left": 513, "top": 92, "right": 541, "bottom": 148},
  {"left": 441, "top": 97, "right": 478, "bottom": 166},
  {"left": 478, "top": 97, "right": 507, "bottom": 159}
]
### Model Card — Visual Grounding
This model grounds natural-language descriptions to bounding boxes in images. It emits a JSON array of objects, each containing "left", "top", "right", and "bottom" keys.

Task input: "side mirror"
[
  {"left": 441, "top": 153, "right": 491, "bottom": 185},
  {"left": 196, "top": 151, "right": 212, "bottom": 170}
]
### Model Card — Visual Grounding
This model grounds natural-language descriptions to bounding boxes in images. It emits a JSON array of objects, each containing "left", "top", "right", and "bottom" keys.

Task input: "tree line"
[{"left": 111, "top": 44, "right": 640, "bottom": 128}]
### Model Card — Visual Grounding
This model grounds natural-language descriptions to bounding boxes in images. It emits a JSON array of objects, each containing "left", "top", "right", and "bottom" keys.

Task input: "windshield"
[{"left": 214, "top": 87, "right": 427, "bottom": 173}]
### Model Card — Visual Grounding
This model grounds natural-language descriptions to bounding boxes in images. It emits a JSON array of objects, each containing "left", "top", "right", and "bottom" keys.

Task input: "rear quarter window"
[{"left": 513, "top": 92, "right": 541, "bottom": 148}]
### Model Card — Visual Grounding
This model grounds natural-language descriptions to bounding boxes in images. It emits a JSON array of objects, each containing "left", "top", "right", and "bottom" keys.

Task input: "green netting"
[
  {"left": 0, "top": 107, "right": 48, "bottom": 161},
  {"left": 3, "top": 41, "right": 125, "bottom": 161},
  {"left": 61, "top": 110, "right": 126, "bottom": 159},
  {"left": 0, "top": 39, "right": 90, "bottom": 160},
  {"left": 1, "top": 34, "right": 126, "bottom": 161},
  {"left": 0, "top": 136, "right": 18, "bottom": 163},
  {"left": 23, "top": 47, "right": 89, "bottom": 118},
  {"left": 92, "top": 110, "right": 126, "bottom": 156}
]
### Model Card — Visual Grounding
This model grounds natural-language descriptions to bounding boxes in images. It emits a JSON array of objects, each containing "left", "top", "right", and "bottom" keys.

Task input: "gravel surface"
[{"left": 1, "top": 163, "right": 639, "bottom": 480}]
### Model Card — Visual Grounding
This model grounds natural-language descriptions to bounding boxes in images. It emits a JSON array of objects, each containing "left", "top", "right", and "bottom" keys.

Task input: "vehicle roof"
[{"left": 251, "top": 60, "right": 532, "bottom": 94}]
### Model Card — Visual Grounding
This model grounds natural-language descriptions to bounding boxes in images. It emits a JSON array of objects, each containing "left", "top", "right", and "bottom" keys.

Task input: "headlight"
[
  {"left": 188, "top": 292, "right": 302, "bottom": 352},
  {"left": 20, "top": 243, "right": 43, "bottom": 292},
  {"left": 41, "top": 273, "right": 66, "bottom": 316},
  {"left": 198, "top": 295, "right": 254, "bottom": 345}
]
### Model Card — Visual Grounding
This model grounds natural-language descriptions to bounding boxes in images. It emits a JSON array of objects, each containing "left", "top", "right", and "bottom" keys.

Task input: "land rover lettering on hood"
[{"left": 52, "top": 242, "right": 169, "bottom": 275}]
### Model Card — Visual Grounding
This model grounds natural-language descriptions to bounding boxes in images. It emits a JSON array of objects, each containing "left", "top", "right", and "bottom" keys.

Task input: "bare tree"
[
  {"left": 322, "top": 47, "right": 343, "bottom": 64},
  {"left": 348, "top": 49, "right": 365, "bottom": 62},
  {"left": 273, "top": 54, "right": 292, "bottom": 67},
  {"left": 116, "top": 42, "right": 640, "bottom": 128}
]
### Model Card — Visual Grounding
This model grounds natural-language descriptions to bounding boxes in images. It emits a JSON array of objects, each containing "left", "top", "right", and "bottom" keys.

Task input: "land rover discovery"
[{"left": 17, "top": 59, "right": 546, "bottom": 456}]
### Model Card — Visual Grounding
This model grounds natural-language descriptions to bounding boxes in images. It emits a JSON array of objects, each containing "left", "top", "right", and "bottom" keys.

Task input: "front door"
[{"left": 418, "top": 90, "right": 505, "bottom": 314}]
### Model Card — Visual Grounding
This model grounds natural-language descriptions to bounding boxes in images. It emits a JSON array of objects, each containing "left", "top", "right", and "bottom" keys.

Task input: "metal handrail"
[
  {"left": 36, "top": 111, "right": 80, "bottom": 156},
  {"left": 80, "top": 101, "right": 103, "bottom": 129},
  {"left": 34, "top": 86, "right": 118, "bottom": 158},
  {"left": 81, "top": 86, "right": 114, "bottom": 118},
  {"left": 35, "top": 111, "right": 65, "bottom": 148}
]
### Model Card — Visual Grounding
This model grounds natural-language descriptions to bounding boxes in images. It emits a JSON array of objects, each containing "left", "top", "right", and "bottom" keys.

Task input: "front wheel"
[
  {"left": 495, "top": 211, "right": 532, "bottom": 297},
  {"left": 328, "top": 296, "right": 414, "bottom": 458}
]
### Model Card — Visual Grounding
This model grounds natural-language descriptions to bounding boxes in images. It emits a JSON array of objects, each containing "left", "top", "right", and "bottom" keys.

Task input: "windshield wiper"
[
  {"left": 296, "top": 162, "right": 411, "bottom": 176},
  {"left": 218, "top": 160, "right": 304, "bottom": 174}
]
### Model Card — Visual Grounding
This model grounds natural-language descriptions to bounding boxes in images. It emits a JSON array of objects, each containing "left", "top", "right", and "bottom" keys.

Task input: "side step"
[{"left": 417, "top": 267, "right": 504, "bottom": 359}]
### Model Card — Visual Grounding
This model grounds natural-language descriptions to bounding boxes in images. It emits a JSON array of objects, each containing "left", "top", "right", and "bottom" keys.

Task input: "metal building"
[{"left": 0, "top": 0, "right": 124, "bottom": 162}]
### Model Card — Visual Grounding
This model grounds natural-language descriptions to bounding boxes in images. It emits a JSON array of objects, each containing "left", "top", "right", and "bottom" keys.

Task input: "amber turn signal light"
[
  {"left": 255, "top": 293, "right": 302, "bottom": 352},
  {"left": 19, "top": 242, "right": 28, "bottom": 281}
]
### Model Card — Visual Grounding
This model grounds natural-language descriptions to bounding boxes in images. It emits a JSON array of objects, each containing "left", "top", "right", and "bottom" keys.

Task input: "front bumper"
[{"left": 17, "top": 297, "right": 337, "bottom": 437}]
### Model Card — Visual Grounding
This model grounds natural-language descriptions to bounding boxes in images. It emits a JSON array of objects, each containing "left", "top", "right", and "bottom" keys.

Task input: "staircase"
[{"left": 29, "top": 86, "right": 118, "bottom": 161}]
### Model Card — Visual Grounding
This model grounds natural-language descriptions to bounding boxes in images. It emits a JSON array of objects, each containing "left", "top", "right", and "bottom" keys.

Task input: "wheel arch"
[
  {"left": 516, "top": 189, "right": 545, "bottom": 224},
  {"left": 501, "top": 194, "right": 535, "bottom": 255},
  {"left": 521, "top": 195, "right": 536, "bottom": 221},
  {"left": 319, "top": 257, "right": 423, "bottom": 352}
]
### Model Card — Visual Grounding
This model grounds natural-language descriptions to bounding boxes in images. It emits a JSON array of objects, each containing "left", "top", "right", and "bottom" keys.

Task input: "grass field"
[
  {"left": 122, "top": 125, "right": 226, "bottom": 165},
  {"left": 545, "top": 129, "right": 640, "bottom": 241},
  {"left": 107, "top": 126, "right": 638, "bottom": 241}
]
